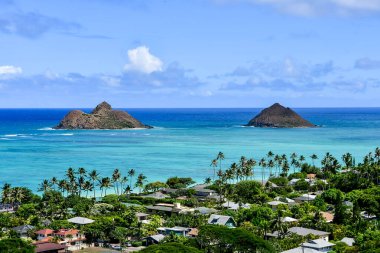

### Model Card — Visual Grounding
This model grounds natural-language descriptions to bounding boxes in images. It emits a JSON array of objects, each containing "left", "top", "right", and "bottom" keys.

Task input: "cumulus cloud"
[
  {"left": 355, "top": 58, "right": 380, "bottom": 70},
  {"left": 124, "top": 46, "right": 163, "bottom": 74},
  {"left": 0, "top": 65, "right": 22, "bottom": 75},
  {"left": 0, "top": 11, "right": 81, "bottom": 38},
  {"left": 217, "top": 0, "right": 380, "bottom": 16}
]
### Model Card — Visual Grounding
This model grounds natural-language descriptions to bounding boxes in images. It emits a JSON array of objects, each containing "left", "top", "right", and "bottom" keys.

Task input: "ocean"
[{"left": 1, "top": 108, "right": 380, "bottom": 192}]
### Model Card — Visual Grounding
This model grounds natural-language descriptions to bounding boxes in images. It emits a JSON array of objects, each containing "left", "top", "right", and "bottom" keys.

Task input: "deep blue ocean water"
[{"left": 1, "top": 108, "right": 380, "bottom": 192}]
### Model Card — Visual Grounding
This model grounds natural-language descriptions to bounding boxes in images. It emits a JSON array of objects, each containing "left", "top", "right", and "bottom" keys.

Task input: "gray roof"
[
  {"left": 267, "top": 200, "right": 287, "bottom": 206},
  {"left": 158, "top": 226, "right": 189, "bottom": 232},
  {"left": 208, "top": 214, "right": 234, "bottom": 226},
  {"left": 268, "top": 227, "right": 330, "bottom": 237},
  {"left": 341, "top": 237, "right": 355, "bottom": 246},
  {"left": 12, "top": 225, "right": 35, "bottom": 234},
  {"left": 302, "top": 239, "right": 335, "bottom": 249},
  {"left": 146, "top": 205, "right": 174, "bottom": 212},
  {"left": 195, "top": 207, "right": 217, "bottom": 214},
  {"left": 281, "top": 247, "right": 320, "bottom": 253},
  {"left": 142, "top": 192, "right": 170, "bottom": 199},
  {"left": 274, "top": 196, "right": 295, "bottom": 203},
  {"left": 148, "top": 234, "right": 165, "bottom": 243},
  {"left": 67, "top": 217, "right": 94, "bottom": 225},
  {"left": 222, "top": 202, "right": 250, "bottom": 210},
  {"left": 136, "top": 212, "right": 149, "bottom": 217}
]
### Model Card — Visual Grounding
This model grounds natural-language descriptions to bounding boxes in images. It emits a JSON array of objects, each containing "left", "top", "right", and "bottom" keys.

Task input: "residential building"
[{"left": 207, "top": 214, "right": 236, "bottom": 228}]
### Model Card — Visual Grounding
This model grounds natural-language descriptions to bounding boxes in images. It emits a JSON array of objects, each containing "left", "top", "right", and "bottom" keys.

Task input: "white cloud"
[
  {"left": 124, "top": 46, "right": 163, "bottom": 74},
  {"left": 0, "top": 65, "right": 22, "bottom": 75},
  {"left": 101, "top": 75, "right": 121, "bottom": 87},
  {"left": 218, "top": 0, "right": 380, "bottom": 16}
]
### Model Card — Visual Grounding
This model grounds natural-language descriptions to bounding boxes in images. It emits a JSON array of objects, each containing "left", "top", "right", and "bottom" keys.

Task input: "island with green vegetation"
[
  {"left": 54, "top": 102, "right": 152, "bottom": 130},
  {"left": 246, "top": 103, "right": 316, "bottom": 128},
  {"left": 0, "top": 148, "right": 379, "bottom": 252}
]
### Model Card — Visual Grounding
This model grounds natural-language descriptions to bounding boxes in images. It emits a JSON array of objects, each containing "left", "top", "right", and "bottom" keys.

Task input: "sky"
[{"left": 1, "top": 0, "right": 380, "bottom": 108}]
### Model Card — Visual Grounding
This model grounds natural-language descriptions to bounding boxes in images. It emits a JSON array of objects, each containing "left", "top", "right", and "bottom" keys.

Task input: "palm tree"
[
  {"left": 204, "top": 177, "right": 212, "bottom": 184},
  {"left": 78, "top": 167, "right": 86, "bottom": 177},
  {"left": 210, "top": 159, "right": 218, "bottom": 181},
  {"left": 50, "top": 177, "right": 58, "bottom": 190},
  {"left": 120, "top": 176, "right": 128, "bottom": 194},
  {"left": 83, "top": 181, "right": 93, "bottom": 198},
  {"left": 58, "top": 180, "right": 68, "bottom": 196},
  {"left": 112, "top": 169, "right": 121, "bottom": 195},
  {"left": 281, "top": 160, "right": 290, "bottom": 177},
  {"left": 135, "top": 173, "right": 147, "bottom": 194},
  {"left": 1, "top": 183, "right": 11, "bottom": 203},
  {"left": 216, "top": 152, "right": 225, "bottom": 171},
  {"left": 88, "top": 170, "right": 99, "bottom": 199},
  {"left": 99, "top": 177, "right": 112, "bottom": 197},
  {"left": 13, "top": 187, "right": 25, "bottom": 204},
  {"left": 259, "top": 158, "right": 267, "bottom": 184},
  {"left": 310, "top": 154, "right": 318, "bottom": 167},
  {"left": 128, "top": 169, "right": 136, "bottom": 189},
  {"left": 342, "top": 153, "right": 353, "bottom": 169},
  {"left": 268, "top": 159, "right": 274, "bottom": 177},
  {"left": 38, "top": 179, "right": 51, "bottom": 192},
  {"left": 230, "top": 163, "right": 238, "bottom": 183}
]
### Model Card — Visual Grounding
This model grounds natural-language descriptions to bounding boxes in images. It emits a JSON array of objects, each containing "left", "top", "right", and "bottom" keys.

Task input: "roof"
[
  {"left": 222, "top": 201, "right": 250, "bottom": 210},
  {"left": 35, "top": 229, "right": 54, "bottom": 235},
  {"left": 267, "top": 200, "right": 287, "bottom": 206},
  {"left": 320, "top": 211, "right": 334, "bottom": 222},
  {"left": 158, "top": 226, "right": 189, "bottom": 232},
  {"left": 141, "top": 192, "right": 170, "bottom": 199},
  {"left": 148, "top": 234, "right": 165, "bottom": 243},
  {"left": 208, "top": 214, "right": 234, "bottom": 226},
  {"left": 302, "top": 239, "right": 335, "bottom": 249},
  {"left": 136, "top": 212, "right": 149, "bottom": 217},
  {"left": 281, "top": 217, "right": 298, "bottom": 223},
  {"left": 341, "top": 237, "right": 355, "bottom": 246},
  {"left": 191, "top": 184, "right": 216, "bottom": 193},
  {"left": 268, "top": 227, "right": 330, "bottom": 238},
  {"left": 274, "top": 196, "right": 295, "bottom": 203},
  {"left": 33, "top": 242, "right": 67, "bottom": 253},
  {"left": 55, "top": 229, "right": 79, "bottom": 236},
  {"left": 281, "top": 247, "right": 320, "bottom": 253},
  {"left": 188, "top": 228, "right": 198, "bottom": 237},
  {"left": 195, "top": 207, "right": 217, "bottom": 214},
  {"left": 146, "top": 205, "right": 174, "bottom": 212},
  {"left": 67, "top": 216, "right": 94, "bottom": 225},
  {"left": 12, "top": 225, "right": 35, "bottom": 234},
  {"left": 293, "top": 194, "right": 317, "bottom": 201},
  {"left": 162, "top": 188, "right": 178, "bottom": 194}
]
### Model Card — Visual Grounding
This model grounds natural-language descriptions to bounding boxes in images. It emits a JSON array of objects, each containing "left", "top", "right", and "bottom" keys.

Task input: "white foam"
[
  {"left": 4, "top": 134, "right": 17, "bottom": 137},
  {"left": 38, "top": 127, "right": 55, "bottom": 131}
]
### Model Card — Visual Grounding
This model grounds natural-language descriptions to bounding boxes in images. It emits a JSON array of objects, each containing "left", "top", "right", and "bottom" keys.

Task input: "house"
[
  {"left": 267, "top": 200, "right": 288, "bottom": 210},
  {"left": 191, "top": 184, "right": 216, "bottom": 197},
  {"left": 307, "top": 174, "right": 317, "bottom": 180},
  {"left": 194, "top": 206, "right": 217, "bottom": 215},
  {"left": 207, "top": 214, "right": 236, "bottom": 228},
  {"left": 33, "top": 242, "right": 67, "bottom": 253},
  {"left": 341, "top": 237, "right": 355, "bottom": 246},
  {"left": 141, "top": 192, "right": 170, "bottom": 199},
  {"left": 222, "top": 201, "right": 250, "bottom": 211},
  {"left": 267, "top": 227, "right": 330, "bottom": 241},
  {"left": 12, "top": 224, "right": 35, "bottom": 238},
  {"left": 146, "top": 234, "right": 165, "bottom": 245},
  {"left": 301, "top": 239, "right": 335, "bottom": 252},
  {"left": 188, "top": 228, "right": 198, "bottom": 237},
  {"left": 146, "top": 203, "right": 193, "bottom": 215},
  {"left": 36, "top": 229, "right": 54, "bottom": 241},
  {"left": 274, "top": 196, "right": 296, "bottom": 206},
  {"left": 157, "top": 226, "right": 192, "bottom": 236},
  {"left": 136, "top": 212, "right": 150, "bottom": 223},
  {"left": 293, "top": 194, "right": 317, "bottom": 203},
  {"left": 281, "top": 217, "right": 298, "bottom": 223},
  {"left": 320, "top": 211, "right": 334, "bottom": 223},
  {"left": 35, "top": 229, "right": 86, "bottom": 251},
  {"left": 360, "top": 211, "right": 377, "bottom": 220},
  {"left": 52, "top": 229, "right": 85, "bottom": 251},
  {"left": 282, "top": 239, "right": 335, "bottom": 253}
]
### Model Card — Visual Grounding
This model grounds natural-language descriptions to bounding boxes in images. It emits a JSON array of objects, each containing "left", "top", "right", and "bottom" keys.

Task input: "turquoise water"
[{"left": 0, "top": 108, "right": 380, "bottom": 192}]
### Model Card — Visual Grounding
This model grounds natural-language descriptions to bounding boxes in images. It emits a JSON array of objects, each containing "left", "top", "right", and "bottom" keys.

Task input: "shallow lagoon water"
[{"left": 0, "top": 108, "right": 380, "bottom": 192}]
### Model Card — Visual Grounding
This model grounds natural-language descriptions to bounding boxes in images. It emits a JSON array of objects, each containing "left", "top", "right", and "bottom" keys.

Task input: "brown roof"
[
  {"left": 55, "top": 229, "right": 79, "bottom": 236},
  {"left": 320, "top": 211, "right": 334, "bottom": 222},
  {"left": 307, "top": 174, "right": 317, "bottom": 179},
  {"left": 188, "top": 228, "right": 198, "bottom": 237},
  {"left": 33, "top": 242, "right": 66, "bottom": 253},
  {"left": 35, "top": 229, "right": 54, "bottom": 235}
]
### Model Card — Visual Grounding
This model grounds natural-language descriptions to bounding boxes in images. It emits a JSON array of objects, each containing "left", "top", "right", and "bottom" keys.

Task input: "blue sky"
[{"left": 1, "top": 0, "right": 380, "bottom": 108}]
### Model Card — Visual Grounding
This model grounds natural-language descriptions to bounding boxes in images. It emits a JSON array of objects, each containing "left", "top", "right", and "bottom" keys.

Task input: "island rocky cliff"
[
  {"left": 246, "top": 103, "right": 315, "bottom": 128},
  {"left": 54, "top": 102, "right": 152, "bottom": 129}
]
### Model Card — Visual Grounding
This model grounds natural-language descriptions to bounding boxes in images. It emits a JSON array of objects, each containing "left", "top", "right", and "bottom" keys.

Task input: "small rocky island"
[
  {"left": 246, "top": 103, "right": 315, "bottom": 128},
  {"left": 54, "top": 102, "right": 152, "bottom": 129}
]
